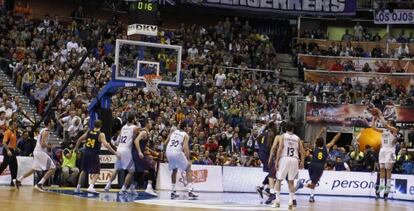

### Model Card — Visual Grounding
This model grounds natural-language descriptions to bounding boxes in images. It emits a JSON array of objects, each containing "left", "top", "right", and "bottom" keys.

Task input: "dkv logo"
[{"left": 178, "top": 169, "right": 208, "bottom": 186}]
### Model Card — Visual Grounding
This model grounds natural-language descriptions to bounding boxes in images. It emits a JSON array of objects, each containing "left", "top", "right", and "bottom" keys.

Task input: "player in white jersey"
[
  {"left": 372, "top": 110, "right": 397, "bottom": 200},
  {"left": 165, "top": 121, "right": 198, "bottom": 199},
  {"left": 104, "top": 115, "right": 140, "bottom": 194},
  {"left": 14, "top": 120, "right": 56, "bottom": 192},
  {"left": 274, "top": 122, "right": 305, "bottom": 209}
]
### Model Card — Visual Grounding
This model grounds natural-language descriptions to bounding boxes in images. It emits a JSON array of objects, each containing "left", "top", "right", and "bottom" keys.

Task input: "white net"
[{"left": 144, "top": 75, "right": 162, "bottom": 96}]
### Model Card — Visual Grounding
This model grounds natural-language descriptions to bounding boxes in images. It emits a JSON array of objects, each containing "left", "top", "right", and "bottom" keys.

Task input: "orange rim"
[{"left": 143, "top": 75, "right": 162, "bottom": 80}]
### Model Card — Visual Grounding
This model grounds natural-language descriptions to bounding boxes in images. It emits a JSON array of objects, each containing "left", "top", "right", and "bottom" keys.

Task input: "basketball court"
[{"left": 1, "top": 186, "right": 413, "bottom": 211}]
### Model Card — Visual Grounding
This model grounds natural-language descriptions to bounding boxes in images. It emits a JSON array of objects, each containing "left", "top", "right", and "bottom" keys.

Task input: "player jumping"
[
  {"left": 274, "top": 122, "right": 305, "bottom": 209},
  {"left": 373, "top": 111, "right": 397, "bottom": 201},
  {"left": 296, "top": 127, "right": 342, "bottom": 202},
  {"left": 165, "top": 121, "right": 198, "bottom": 199}
]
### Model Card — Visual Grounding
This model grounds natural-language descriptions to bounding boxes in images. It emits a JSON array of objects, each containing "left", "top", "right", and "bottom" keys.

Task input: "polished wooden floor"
[{"left": 1, "top": 186, "right": 413, "bottom": 211}]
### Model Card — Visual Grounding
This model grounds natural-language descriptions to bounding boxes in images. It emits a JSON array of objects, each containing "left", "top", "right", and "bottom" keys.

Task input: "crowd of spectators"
[{"left": 0, "top": 5, "right": 413, "bottom": 188}]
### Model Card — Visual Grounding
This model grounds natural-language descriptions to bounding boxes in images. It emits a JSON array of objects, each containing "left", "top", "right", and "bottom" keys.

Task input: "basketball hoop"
[{"left": 143, "top": 74, "right": 162, "bottom": 96}]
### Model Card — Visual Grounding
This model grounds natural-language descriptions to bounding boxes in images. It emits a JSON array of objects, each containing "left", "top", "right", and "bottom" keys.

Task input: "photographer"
[{"left": 61, "top": 143, "right": 79, "bottom": 186}]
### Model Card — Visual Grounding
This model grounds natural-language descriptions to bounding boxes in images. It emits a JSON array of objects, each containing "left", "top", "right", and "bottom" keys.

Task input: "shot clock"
[{"left": 127, "top": 0, "right": 158, "bottom": 26}]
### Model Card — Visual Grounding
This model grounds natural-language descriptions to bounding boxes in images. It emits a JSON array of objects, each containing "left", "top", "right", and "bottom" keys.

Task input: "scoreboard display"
[{"left": 128, "top": 0, "right": 158, "bottom": 25}]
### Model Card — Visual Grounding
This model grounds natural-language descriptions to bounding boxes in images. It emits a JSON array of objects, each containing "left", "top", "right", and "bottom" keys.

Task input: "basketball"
[{"left": 357, "top": 128, "right": 382, "bottom": 152}]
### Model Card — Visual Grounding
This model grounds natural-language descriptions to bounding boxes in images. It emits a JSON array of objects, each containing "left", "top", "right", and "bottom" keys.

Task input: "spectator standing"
[
  {"left": 354, "top": 22, "right": 363, "bottom": 41},
  {"left": 17, "top": 131, "right": 34, "bottom": 156}
]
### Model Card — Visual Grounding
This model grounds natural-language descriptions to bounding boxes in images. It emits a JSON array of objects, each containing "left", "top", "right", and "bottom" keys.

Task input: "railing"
[
  {"left": 298, "top": 54, "right": 414, "bottom": 73},
  {"left": 298, "top": 38, "right": 414, "bottom": 55}
]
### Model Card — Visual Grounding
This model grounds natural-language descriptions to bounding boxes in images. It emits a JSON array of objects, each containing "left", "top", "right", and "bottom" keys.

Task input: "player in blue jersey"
[{"left": 296, "top": 127, "right": 342, "bottom": 203}]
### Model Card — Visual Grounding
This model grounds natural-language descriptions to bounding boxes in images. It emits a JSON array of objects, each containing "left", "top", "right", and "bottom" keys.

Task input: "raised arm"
[
  {"left": 315, "top": 127, "right": 326, "bottom": 140},
  {"left": 379, "top": 115, "right": 398, "bottom": 134},
  {"left": 326, "top": 130, "right": 342, "bottom": 149}
]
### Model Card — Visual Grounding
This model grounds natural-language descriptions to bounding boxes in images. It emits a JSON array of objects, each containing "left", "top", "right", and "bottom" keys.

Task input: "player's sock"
[
  {"left": 310, "top": 189, "right": 315, "bottom": 197},
  {"left": 76, "top": 184, "right": 81, "bottom": 189},
  {"left": 289, "top": 192, "right": 294, "bottom": 203},
  {"left": 270, "top": 188, "right": 275, "bottom": 194},
  {"left": 276, "top": 191, "right": 280, "bottom": 200},
  {"left": 188, "top": 183, "right": 193, "bottom": 192},
  {"left": 38, "top": 178, "right": 46, "bottom": 185},
  {"left": 292, "top": 193, "right": 296, "bottom": 200},
  {"left": 380, "top": 179, "right": 385, "bottom": 187},
  {"left": 172, "top": 183, "right": 176, "bottom": 192},
  {"left": 121, "top": 185, "right": 127, "bottom": 191},
  {"left": 88, "top": 184, "right": 94, "bottom": 189},
  {"left": 18, "top": 176, "right": 24, "bottom": 181}
]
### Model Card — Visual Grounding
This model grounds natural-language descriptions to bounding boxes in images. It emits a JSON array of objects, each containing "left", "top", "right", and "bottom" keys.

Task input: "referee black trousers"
[{"left": 0, "top": 148, "right": 18, "bottom": 182}]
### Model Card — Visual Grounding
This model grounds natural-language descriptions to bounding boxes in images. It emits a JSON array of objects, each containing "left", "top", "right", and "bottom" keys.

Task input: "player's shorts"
[
  {"left": 115, "top": 148, "right": 135, "bottom": 172},
  {"left": 277, "top": 157, "right": 299, "bottom": 181},
  {"left": 379, "top": 148, "right": 396, "bottom": 168},
  {"left": 81, "top": 150, "right": 100, "bottom": 174},
  {"left": 32, "top": 151, "right": 56, "bottom": 171},
  {"left": 132, "top": 148, "right": 153, "bottom": 173},
  {"left": 258, "top": 150, "right": 270, "bottom": 172},
  {"left": 308, "top": 162, "right": 324, "bottom": 184},
  {"left": 166, "top": 151, "right": 188, "bottom": 171}
]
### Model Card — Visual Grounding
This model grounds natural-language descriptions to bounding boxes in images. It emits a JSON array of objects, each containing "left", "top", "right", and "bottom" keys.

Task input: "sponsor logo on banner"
[
  {"left": 156, "top": 163, "right": 223, "bottom": 192},
  {"left": 190, "top": 0, "right": 356, "bottom": 15},
  {"left": 89, "top": 169, "right": 116, "bottom": 184},
  {"left": 127, "top": 24, "right": 158, "bottom": 36},
  {"left": 99, "top": 155, "right": 116, "bottom": 164},
  {"left": 374, "top": 9, "right": 414, "bottom": 24},
  {"left": 178, "top": 169, "right": 208, "bottom": 186},
  {"left": 0, "top": 156, "right": 34, "bottom": 185}
]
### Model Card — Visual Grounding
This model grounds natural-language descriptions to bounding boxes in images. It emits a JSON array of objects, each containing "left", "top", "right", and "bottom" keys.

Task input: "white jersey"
[
  {"left": 381, "top": 129, "right": 395, "bottom": 149},
  {"left": 281, "top": 132, "right": 300, "bottom": 159},
  {"left": 166, "top": 129, "right": 187, "bottom": 153},
  {"left": 34, "top": 128, "right": 49, "bottom": 153},
  {"left": 117, "top": 124, "right": 137, "bottom": 151}
]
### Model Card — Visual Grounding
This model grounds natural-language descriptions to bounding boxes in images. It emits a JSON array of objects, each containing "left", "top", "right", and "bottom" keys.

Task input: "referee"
[{"left": 0, "top": 121, "right": 18, "bottom": 186}]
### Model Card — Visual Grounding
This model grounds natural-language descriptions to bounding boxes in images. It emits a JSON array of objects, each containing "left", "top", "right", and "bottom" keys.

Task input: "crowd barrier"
[
  {"left": 0, "top": 156, "right": 33, "bottom": 185},
  {"left": 156, "top": 163, "right": 414, "bottom": 201},
  {"left": 299, "top": 54, "right": 414, "bottom": 73},
  {"left": 299, "top": 38, "right": 414, "bottom": 55}
]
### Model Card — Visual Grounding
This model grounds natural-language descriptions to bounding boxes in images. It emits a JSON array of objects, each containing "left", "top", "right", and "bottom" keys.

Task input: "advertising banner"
[
  {"left": 306, "top": 102, "right": 414, "bottom": 127},
  {"left": 156, "top": 163, "right": 223, "bottom": 192},
  {"left": 299, "top": 54, "right": 414, "bottom": 73},
  {"left": 127, "top": 24, "right": 158, "bottom": 36},
  {"left": 0, "top": 156, "right": 33, "bottom": 185},
  {"left": 374, "top": 9, "right": 414, "bottom": 24},
  {"left": 189, "top": 0, "right": 356, "bottom": 16}
]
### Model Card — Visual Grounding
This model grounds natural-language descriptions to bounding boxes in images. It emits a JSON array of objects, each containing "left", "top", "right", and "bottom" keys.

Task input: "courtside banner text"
[
  {"left": 375, "top": 9, "right": 414, "bottom": 24},
  {"left": 156, "top": 163, "right": 223, "bottom": 192},
  {"left": 189, "top": 0, "right": 356, "bottom": 16},
  {"left": 157, "top": 165, "right": 414, "bottom": 200},
  {"left": 0, "top": 156, "right": 33, "bottom": 185}
]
